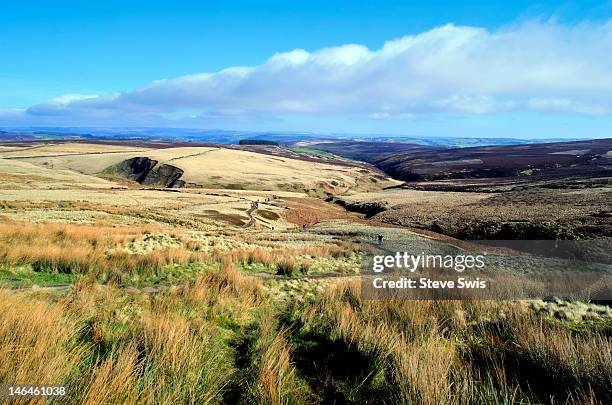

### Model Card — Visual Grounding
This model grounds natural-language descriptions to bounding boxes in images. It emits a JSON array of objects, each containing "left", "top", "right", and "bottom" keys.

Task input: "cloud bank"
[{"left": 5, "top": 20, "right": 612, "bottom": 127}]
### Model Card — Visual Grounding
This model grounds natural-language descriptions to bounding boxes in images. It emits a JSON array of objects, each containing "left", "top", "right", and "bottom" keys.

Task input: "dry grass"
[
  {"left": 0, "top": 291, "right": 88, "bottom": 390},
  {"left": 82, "top": 344, "right": 141, "bottom": 405},
  {"left": 0, "top": 257, "right": 609, "bottom": 403},
  {"left": 292, "top": 280, "right": 611, "bottom": 403},
  {"left": 275, "top": 257, "right": 297, "bottom": 276},
  {"left": 230, "top": 242, "right": 359, "bottom": 269},
  {"left": 0, "top": 262, "right": 275, "bottom": 403},
  {"left": 0, "top": 221, "right": 210, "bottom": 280},
  {"left": 245, "top": 311, "right": 312, "bottom": 404},
  {"left": 11, "top": 142, "right": 395, "bottom": 193}
]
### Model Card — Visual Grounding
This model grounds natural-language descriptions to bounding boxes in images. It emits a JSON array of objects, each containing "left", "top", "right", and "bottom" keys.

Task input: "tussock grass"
[
  {"left": 230, "top": 242, "right": 359, "bottom": 275},
  {"left": 276, "top": 257, "right": 297, "bottom": 276},
  {"left": 0, "top": 219, "right": 608, "bottom": 403},
  {"left": 0, "top": 291, "right": 88, "bottom": 388},
  {"left": 1, "top": 266, "right": 609, "bottom": 403},
  {"left": 290, "top": 280, "right": 611, "bottom": 404},
  {"left": 0, "top": 221, "right": 211, "bottom": 285},
  {"left": 0, "top": 262, "right": 277, "bottom": 403},
  {"left": 242, "top": 311, "right": 313, "bottom": 404}
]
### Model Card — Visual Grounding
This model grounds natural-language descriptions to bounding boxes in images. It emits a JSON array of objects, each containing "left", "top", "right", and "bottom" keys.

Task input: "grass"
[
  {"left": 285, "top": 146, "right": 343, "bottom": 159},
  {"left": 275, "top": 257, "right": 297, "bottom": 276},
  {"left": 0, "top": 263, "right": 272, "bottom": 403},
  {"left": 0, "top": 251, "right": 610, "bottom": 403},
  {"left": 9, "top": 142, "right": 392, "bottom": 193},
  {"left": 3, "top": 139, "right": 609, "bottom": 403},
  {"left": 0, "top": 218, "right": 609, "bottom": 403},
  {"left": 0, "top": 264, "right": 80, "bottom": 287},
  {"left": 0, "top": 221, "right": 212, "bottom": 286},
  {"left": 282, "top": 280, "right": 611, "bottom": 404}
]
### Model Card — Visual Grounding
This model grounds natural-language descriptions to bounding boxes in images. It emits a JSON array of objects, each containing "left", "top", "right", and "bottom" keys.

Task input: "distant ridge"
[
  {"left": 0, "top": 126, "right": 586, "bottom": 148},
  {"left": 238, "top": 139, "right": 279, "bottom": 146}
]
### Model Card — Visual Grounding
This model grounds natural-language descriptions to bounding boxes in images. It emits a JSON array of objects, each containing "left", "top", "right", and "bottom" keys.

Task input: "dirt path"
[{"left": 242, "top": 205, "right": 257, "bottom": 228}]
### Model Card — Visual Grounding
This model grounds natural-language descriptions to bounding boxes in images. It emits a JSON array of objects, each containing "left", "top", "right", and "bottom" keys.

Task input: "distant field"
[
  {"left": 285, "top": 146, "right": 343, "bottom": 159},
  {"left": 311, "top": 138, "right": 612, "bottom": 181}
]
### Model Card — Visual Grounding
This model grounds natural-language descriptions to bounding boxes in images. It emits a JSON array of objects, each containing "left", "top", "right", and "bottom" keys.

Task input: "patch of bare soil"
[
  {"left": 277, "top": 197, "right": 455, "bottom": 240},
  {"left": 277, "top": 197, "right": 363, "bottom": 227}
]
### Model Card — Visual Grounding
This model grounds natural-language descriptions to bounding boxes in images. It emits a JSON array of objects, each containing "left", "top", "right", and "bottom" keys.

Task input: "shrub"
[{"left": 276, "top": 258, "right": 296, "bottom": 276}]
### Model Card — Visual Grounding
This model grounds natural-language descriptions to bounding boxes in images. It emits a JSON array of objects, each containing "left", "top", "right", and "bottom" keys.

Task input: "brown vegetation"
[
  {"left": 290, "top": 280, "right": 611, "bottom": 403},
  {"left": 0, "top": 221, "right": 209, "bottom": 283}
]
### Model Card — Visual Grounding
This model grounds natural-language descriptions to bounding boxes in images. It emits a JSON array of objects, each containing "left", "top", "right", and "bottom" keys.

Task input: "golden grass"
[
  {"left": 82, "top": 344, "right": 141, "bottom": 405},
  {"left": 247, "top": 311, "right": 312, "bottom": 404},
  {"left": 0, "top": 262, "right": 609, "bottom": 403},
  {"left": 229, "top": 241, "right": 359, "bottom": 270},
  {"left": 0, "top": 221, "right": 211, "bottom": 282},
  {"left": 295, "top": 280, "right": 611, "bottom": 403},
  {"left": 0, "top": 262, "right": 272, "bottom": 403},
  {"left": 8, "top": 142, "right": 396, "bottom": 193},
  {"left": 275, "top": 257, "right": 297, "bottom": 276},
  {"left": 0, "top": 291, "right": 88, "bottom": 391},
  {"left": 0, "top": 214, "right": 608, "bottom": 404}
]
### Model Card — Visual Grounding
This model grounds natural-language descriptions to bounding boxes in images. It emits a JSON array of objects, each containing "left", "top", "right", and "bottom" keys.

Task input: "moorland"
[{"left": 0, "top": 138, "right": 610, "bottom": 404}]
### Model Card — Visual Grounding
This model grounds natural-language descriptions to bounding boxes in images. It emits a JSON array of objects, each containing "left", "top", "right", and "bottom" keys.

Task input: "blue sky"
[{"left": 2, "top": 1, "right": 612, "bottom": 138}]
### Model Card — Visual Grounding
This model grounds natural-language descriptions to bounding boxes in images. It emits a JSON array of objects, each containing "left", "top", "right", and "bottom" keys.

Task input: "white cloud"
[
  {"left": 526, "top": 97, "right": 611, "bottom": 115},
  {"left": 26, "top": 93, "right": 100, "bottom": 115},
  {"left": 17, "top": 20, "right": 612, "bottom": 124}
]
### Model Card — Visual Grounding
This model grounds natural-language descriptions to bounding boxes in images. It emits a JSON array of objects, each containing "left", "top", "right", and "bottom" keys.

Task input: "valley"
[{"left": 0, "top": 138, "right": 610, "bottom": 404}]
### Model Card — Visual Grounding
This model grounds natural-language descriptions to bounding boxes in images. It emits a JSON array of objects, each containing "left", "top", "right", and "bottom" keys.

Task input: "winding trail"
[{"left": 242, "top": 205, "right": 257, "bottom": 228}]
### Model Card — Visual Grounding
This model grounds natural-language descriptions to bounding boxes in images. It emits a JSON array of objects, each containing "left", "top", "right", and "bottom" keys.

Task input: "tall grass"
[
  {"left": 0, "top": 262, "right": 283, "bottom": 403},
  {"left": 243, "top": 311, "right": 313, "bottom": 404},
  {"left": 0, "top": 221, "right": 210, "bottom": 283},
  {"left": 0, "top": 220, "right": 609, "bottom": 403},
  {"left": 291, "top": 280, "right": 611, "bottom": 404},
  {"left": 1, "top": 273, "right": 609, "bottom": 403},
  {"left": 0, "top": 291, "right": 88, "bottom": 389}
]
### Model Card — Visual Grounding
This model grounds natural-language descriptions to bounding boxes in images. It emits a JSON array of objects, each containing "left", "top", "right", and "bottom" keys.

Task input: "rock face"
[
  {"left": 116, "top": 157, "right": 158, "bottom": 183},
  {"left": 114, "top": 157, "right": 185, "bottom": 188},
  {"left": 332, "top": 198, "right": 388, "bottom": 218}
]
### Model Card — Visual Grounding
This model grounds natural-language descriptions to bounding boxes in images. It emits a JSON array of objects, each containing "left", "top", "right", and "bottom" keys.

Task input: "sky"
[{"left": 2, "top": 0, "right": 612, "bottom": 138}]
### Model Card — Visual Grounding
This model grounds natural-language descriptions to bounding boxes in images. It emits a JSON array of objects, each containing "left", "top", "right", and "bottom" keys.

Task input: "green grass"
[
  {"left": 237, "top": 261, "right": 274, "bottom": 274},
  {"left": 115, "top": 261, "right": 216, "bottom": 287},
  {"left": 0, "top": 261, "right": 216, "bottom": 289},
  {"left": 0, "top": 265, "right": 80, "bottom": 287},
  {"left": 286, "top": 147, "right": 343, "bottom": 159}
]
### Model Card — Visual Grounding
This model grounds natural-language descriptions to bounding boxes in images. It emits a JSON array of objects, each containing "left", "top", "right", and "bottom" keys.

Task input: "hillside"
[
  {"left": 309, "top": 139, "right": 612, "bottom": 182},
  {"left": 0, "top": 138, "right": 610, "bottom": 404},
  {"left": 0, "top": 141, "right": 398, "bottom": 195}
]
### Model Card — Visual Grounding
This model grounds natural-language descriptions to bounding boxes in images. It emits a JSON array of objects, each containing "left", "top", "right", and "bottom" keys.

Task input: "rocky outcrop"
[
  {"left": 141, "top": 163, "right": 185, "bottom": 188},
  {"left": 116, "top": 157, "right": 158, "bottom": 183},
  {"left": 113, "top": 157, "right": 185, "bottom": 188},
  {"left": 331, "top": 198, "right": 388, "bottom": 218}
]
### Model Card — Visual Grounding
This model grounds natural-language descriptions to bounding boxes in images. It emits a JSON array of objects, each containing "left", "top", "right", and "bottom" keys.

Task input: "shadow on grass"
[{"left": 289, "top": 327, "right": 394, "bottom": 404}]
